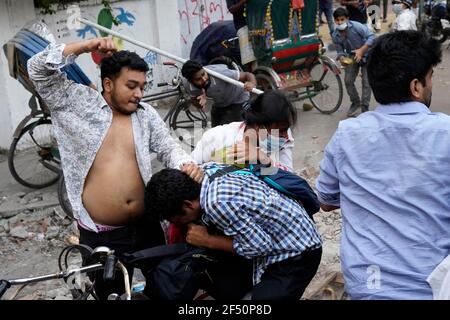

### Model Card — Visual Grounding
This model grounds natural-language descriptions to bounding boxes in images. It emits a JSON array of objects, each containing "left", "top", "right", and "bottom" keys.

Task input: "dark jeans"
[
  {"left": 78, "top": 217, "right": 165, "bottom": 300},
  {"left": 252, "top": 247, "right": 322, "bottom": 300},
  {"left": 200, "top": 252, "right": 253, "bottom": 300},
  {"left": 344, "top": 62, "right": 371, "bottom": 110},
  {"left": 319, "top": 0, "right": 335, "bottom": 34},
  {"left": 382, "top": 0, "right": 388, "bottom": 19},
  {"left": 211, "top": 103, "right": 245, "bottom": 127}
]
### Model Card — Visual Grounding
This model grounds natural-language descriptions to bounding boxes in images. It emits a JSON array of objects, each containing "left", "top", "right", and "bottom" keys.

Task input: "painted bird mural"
[{"left": 115, "top": 7, "right": 136, "bottom": 26}]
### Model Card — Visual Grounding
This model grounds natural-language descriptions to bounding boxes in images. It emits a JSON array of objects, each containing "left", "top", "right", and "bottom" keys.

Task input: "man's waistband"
[{"left": 77, "top": 219, "right": 125, "bottom": 233}]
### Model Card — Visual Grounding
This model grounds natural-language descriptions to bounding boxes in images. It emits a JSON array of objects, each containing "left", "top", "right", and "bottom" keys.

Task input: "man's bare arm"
[
  {"left": 62, "top": 37, "right": 117, "bottom": 58},
  {"left": 186, "top": 224, "right": 235, "bottom": 253},
  {"left": 239, "top": 71, "right": 257, "bottom": 92}
]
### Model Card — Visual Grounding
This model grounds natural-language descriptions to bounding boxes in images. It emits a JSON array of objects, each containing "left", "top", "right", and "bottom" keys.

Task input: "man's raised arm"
[{"left": 27, "top": 37, "right": 115, "bottom": 112}]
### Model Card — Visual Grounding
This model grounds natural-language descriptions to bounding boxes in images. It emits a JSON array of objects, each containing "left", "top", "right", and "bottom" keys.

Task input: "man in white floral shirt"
[{"left": 28, "top": 37, "right": 203, "bottom": 299}]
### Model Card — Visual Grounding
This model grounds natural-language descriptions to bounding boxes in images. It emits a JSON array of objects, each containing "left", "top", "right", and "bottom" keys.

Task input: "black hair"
[
  {"left": 145, "top": 169, "right": 201, "bottom": 221},
  {"left": 333, "top": 7, "right": 349, "bottom": 19},
  {"left": 242, "top": 90, "right": 297, "bottom": 128},
  {"left": 367, "top": 31, "right": 442, "bottom": 104},
  {"left": 181, "top": 60, "right": 203, "bottom": 82},
  {"left": 100, "top": 50, "right": 149, "bottom": 90}
]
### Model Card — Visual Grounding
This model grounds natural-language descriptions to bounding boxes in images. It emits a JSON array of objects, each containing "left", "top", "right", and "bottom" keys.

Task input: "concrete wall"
[
  {"left": 177, "top": 0, "right": 232, "bottom": 58},
  {"left": 0, "top": 0, "right": 232, "bottom": 149},
  {"left": 0, "top": 0, "right": 36, "bottom": 149}
]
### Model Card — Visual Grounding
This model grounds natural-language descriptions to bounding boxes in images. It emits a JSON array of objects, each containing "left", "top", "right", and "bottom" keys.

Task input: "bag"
[
  {"left": 122, "top": 243, "right": 218, "bottom": 300},
  {"left": 207, "top": 163, "right": 320, "bottom": 218}
]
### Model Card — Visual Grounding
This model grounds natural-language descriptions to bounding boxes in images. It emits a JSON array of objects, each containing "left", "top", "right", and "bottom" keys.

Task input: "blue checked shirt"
[{"left": 200, "top": 164, "right": 322, "bottom": 284}]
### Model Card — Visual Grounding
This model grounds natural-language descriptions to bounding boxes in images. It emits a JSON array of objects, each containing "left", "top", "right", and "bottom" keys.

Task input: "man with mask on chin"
[
  {"left": 28, "top": 37, "right": 203, "bottom": 299},
  {"left": 316, "top": 31, "right": 450, "bottom": 299},
  {"left": 181, "top": 60, "right": 257, "bottom": 127},
  {"left": 332, "top": 7, "right": 375, "bottom": 117}
]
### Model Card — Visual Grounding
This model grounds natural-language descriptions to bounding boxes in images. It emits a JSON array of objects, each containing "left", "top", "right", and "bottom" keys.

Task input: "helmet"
[{"left": 400, "top": 0, "right": 413, "bottom": 8}]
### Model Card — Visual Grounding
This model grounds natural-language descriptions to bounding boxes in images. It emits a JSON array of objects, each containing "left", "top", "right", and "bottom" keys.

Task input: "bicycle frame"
[{"left": 0, "top": 246, "right": 132, "bottom": 300}]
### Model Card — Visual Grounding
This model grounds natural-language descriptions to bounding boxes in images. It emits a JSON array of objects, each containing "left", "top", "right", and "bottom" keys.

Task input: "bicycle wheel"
[
  {"left": 57, "top": 175, "right": 74, "bottom": 220},
  {"left": 8, "top": 119, "right": 61, "bottom": 188},
  {"left": 255, "top": 73, "right": 278, "bottom": 91},
  {"left": 307, "top": 59, "right": 343, "bottom": 114},
  {"left": 170, "top": 101, "right": 208, "bottom": 150}
]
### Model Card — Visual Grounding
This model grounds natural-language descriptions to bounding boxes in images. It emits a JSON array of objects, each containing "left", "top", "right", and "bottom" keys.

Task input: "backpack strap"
[
  {"left": 121, "top": 243, "right": 191, "bottom": 264},
  {"left": 208, "top": 165, "right": 246, "bottom": 182}
]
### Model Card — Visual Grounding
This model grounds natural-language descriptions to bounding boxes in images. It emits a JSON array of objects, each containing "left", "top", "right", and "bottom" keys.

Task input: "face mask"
[
  {"left": 393, "top": 4, "right": 403, "bottom": 15},
  {"left": 260, "top": 135, "right": 287, "bottom": 153},
  {"left": 335, "top": 22, "right": 348, "bottom": 31}
]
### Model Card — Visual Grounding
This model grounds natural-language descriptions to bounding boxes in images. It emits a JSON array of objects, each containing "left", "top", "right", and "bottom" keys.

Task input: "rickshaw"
[
  {"left": 247, "top": 0, "right": 343, "bottom": 113},
  {"left": 192, "top": 0, "right": 343, "bottom": 114}
]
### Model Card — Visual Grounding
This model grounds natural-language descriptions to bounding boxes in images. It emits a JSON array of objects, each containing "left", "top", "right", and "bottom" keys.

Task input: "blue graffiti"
[
  {"left": 115, "top": 7, "right": 136, "bottom": 26},
  {"left": 76, "top": 25, "right": 98, "bottom": 39},
  {"left": 144, "top": 51, "right": 158, "bottom": 66}
]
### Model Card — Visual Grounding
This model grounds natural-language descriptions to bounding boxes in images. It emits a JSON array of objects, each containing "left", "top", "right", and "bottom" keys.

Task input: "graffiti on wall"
[
  {"left": 143, "top": 51, "right": 158, "bottom": 93},
  {"left": 178, "top": 0, "right": 232, "bottom": 57}
]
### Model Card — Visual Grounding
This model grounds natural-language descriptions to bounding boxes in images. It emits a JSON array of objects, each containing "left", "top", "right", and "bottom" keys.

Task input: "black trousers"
[
  {"left": 200, "top": 252, "right": 253, "bottom": 300},
  {"left": 78, "top": 217, "right": 165, "bottom": 300},
  {"left": 211, "top": 103, "right": 245, "bottom": 127},
  {"left": 252, "top": 247, "right": 322, "bottom": 300}
]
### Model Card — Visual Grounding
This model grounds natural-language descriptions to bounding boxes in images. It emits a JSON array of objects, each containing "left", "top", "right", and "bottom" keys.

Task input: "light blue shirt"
[
  {"left": 316, "top": 102, "right": 450, "bottom": 299},
  {"left": 332, "top": 20, "right": 375, "bottom": 63}
]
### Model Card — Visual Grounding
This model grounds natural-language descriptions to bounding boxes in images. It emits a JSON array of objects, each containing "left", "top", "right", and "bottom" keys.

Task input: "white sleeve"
[{"left": 191, "top": 127, "right": 220, "bottom": 164}]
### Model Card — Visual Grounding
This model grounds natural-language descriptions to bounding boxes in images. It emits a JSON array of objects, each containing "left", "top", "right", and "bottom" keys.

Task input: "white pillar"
[{"left": 153, "top": 0, "right": 183, "bottom": 58}]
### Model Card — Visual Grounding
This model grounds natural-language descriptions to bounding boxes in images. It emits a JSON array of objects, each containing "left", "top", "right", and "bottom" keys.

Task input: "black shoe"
[{"left": 361, "top": 106, "right": 369, "bottom": 113}]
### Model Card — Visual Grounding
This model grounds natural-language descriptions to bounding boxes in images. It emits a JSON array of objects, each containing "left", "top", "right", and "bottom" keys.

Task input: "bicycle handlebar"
[
  {"left": 0, "top": 245, "right": 131, "bottom": 300},
  {"left": 0, "top": 280, "right": 11, "bottom": 298}
]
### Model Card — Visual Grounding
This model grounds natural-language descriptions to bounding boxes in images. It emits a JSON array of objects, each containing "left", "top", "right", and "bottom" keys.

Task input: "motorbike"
[{"left": 421, "top": 0, "right": 450, "bottom": 43}]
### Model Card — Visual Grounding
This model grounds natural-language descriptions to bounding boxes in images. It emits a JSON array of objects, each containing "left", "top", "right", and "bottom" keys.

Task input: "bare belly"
[{"left": 82, "top": 157, "right": 145, "bottom": 226}]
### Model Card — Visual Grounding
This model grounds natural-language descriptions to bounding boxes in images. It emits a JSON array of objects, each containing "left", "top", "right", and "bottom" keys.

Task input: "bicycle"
[
  {"left": 0, "top": 245, "right": 133, "bottom": 300},
  {"left": 0, "top": 243, "right": 219, "bottom": 301}
]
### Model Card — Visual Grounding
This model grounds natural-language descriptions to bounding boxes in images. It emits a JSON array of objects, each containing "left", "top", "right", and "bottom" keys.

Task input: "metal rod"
[
  {"left": 8, "top": 264, "right": 103, "bottom": 285},
  {"left": 77, "top": 18, "right": 264, "bottom": 95}
]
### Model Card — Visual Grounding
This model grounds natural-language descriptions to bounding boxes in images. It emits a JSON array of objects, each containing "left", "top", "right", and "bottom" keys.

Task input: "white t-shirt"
[
  {"left": 191, "top": 121, "right": 295, "bottom": 172},
  {"left": 393, "top": 9, "right": 417, "bottom": 31}
]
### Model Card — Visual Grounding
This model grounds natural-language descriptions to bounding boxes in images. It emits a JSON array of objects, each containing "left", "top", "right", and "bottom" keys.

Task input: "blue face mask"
[{"left": 260, "top": 134, "right": 287, "bottom": 153}]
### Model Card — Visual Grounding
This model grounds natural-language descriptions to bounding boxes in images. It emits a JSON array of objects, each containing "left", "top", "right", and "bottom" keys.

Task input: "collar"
[{"left": 374, "top": 101, "right": 431, "bottom": 115}]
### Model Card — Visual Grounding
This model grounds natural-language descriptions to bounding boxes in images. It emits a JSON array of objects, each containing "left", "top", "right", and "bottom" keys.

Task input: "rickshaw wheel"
[
  {"left": 255, "top": 73, "right": 278, "bottom": 91},
  {"left": 306, "top": 59, "right": 343, "bottom": 114}
]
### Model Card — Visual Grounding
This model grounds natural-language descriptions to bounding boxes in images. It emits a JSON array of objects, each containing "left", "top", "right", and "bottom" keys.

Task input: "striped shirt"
[{"left": 200, "top": 164, "right": 322, "bottom": 284}]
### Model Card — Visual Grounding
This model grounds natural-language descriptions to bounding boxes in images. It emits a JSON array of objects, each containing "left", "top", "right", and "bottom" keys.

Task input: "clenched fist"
[{"left": 83, "top": 37, "right": 117, "bottom": 57}]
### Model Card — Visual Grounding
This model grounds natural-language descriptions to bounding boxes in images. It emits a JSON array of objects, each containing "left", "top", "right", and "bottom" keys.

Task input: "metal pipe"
[
  {"left": 77, "top": 18, "right": 264, "bottom": 95},
  {"left": 116, "top": 261, "right": 131, "bottom": 300},
  {"left": 8, "top": 264, "right": 103, "bottom": 285}
]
